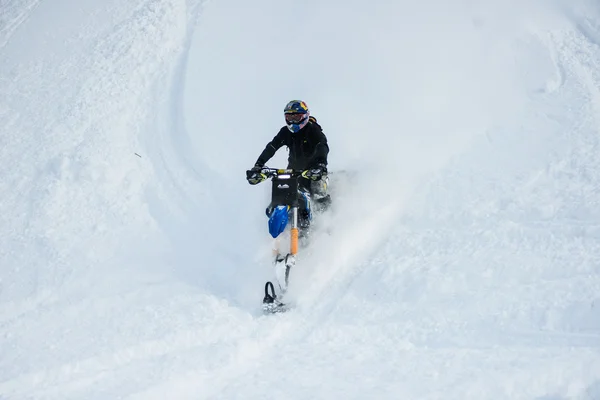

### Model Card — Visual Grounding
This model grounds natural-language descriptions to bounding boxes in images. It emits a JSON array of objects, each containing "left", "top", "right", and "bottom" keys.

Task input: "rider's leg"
[
  {"left": 297, "top": 177, "right": 311, "bottom": 229},
  {"left": 311, "top": 175, "right": 331, "bottom": 211}
]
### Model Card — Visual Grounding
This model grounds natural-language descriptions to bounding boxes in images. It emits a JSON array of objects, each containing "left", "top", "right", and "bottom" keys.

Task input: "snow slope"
[{"left": 1, "top": 0, "right": 600, "bottom": 399}]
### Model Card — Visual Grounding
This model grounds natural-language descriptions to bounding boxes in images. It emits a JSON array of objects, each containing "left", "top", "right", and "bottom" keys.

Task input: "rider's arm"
[
  {"left": 311, "top": 124, "right": 329, "bottom": 167},
  {"left": 255, "top": 128, "right": 288, "bottom": 166}
]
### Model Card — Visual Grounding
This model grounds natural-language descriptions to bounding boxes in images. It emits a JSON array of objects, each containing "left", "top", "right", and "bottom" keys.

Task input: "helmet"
[{"left": 284, "top": 100, "right": 310, "bottom": 133}]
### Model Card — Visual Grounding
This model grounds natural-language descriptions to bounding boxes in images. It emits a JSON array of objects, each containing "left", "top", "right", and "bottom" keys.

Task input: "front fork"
[
  {"left": 290, "top": 206, "right": 298, "bottom": 255},
  {"left": 274, "top": 206, "right": 298, "bottom": 295}
]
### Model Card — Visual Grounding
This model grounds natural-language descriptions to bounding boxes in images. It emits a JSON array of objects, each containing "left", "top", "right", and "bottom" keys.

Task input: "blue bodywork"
[{"left": 268, "top": 205, "right": 289, "bottom": 238}]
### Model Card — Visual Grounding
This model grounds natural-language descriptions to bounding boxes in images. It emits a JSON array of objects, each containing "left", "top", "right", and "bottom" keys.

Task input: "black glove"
[
  {"left": 302, "top": 163, "right": 327, "bottom": 181},
  {"left": 246, "top": 164, "right": 266, "bottom": 185}
]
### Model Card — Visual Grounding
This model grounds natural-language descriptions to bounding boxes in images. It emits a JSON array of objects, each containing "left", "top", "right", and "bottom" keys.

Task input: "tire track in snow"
[{"left": 0, "top": 0, "right": 42, "bottom": 49}]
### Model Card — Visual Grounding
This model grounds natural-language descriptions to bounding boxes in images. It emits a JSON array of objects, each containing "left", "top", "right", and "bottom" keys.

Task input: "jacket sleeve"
[
  {"left": 255, "top": 128, "right": 287, "bottom": 166},
  {"left": 311, "top": 123, "right": 329, "bottom": 167}
]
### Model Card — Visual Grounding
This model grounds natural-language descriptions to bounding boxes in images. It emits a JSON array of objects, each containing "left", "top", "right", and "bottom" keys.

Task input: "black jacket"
[{"left": 255, "top": 117, "right": 329, "bottom": 170}]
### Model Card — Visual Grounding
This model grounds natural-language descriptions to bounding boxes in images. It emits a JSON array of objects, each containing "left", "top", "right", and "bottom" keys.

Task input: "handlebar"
[{"left": 258, "top": 167, "right": 304, "bottom": 178}]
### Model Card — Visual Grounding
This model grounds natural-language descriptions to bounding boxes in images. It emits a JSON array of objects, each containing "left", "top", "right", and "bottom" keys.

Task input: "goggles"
[{"left": 285, "top": 113, "right": 307, "bottom": 124}]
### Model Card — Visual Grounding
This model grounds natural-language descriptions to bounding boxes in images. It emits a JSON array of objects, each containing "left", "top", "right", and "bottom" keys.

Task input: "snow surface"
[{"left": 1, "top": 0, "right": 600, "bottom": 398}]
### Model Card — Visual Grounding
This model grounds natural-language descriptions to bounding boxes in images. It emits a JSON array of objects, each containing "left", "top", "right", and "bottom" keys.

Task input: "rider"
[{"left": 247, "top": 100, "right": 330, "bottom": 226}]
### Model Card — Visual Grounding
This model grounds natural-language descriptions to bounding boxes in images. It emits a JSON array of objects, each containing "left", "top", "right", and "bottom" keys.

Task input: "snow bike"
[{"left": 248, "top": 167, "right": 319, "bottom": 314}]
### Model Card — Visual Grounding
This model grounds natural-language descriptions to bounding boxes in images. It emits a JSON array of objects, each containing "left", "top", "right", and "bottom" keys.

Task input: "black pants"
[
  {"left": 298, "top": 175, "right": 330, "bottom": 228},
  {"left": 298, "top": 175, "right": 328, "bottom": 198}
]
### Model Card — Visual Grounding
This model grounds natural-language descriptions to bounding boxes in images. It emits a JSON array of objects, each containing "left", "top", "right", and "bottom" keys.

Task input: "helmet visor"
[{"left": 285, "top": 113, "right": 306, "bottom": 124}]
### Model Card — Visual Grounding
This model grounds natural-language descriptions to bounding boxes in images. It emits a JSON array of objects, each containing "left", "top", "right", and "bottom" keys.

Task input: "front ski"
[
  {"left": 262, "top": 253, "right": 297, "bottom": 314},
  {"left": 262, "top": 281, "right": 288, "bottom": 314}
]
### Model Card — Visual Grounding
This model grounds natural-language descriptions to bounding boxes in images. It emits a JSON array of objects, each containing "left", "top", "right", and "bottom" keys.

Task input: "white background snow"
[{"left": 1, "top": 0, "right": 600, "bottom": 398}]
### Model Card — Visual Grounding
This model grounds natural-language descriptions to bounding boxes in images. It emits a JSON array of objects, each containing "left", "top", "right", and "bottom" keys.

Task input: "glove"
[
  {"left": 302, "top": 163, "right": 327, "bottom": 181},
  {"left": 246, "top": 164, "right": 266, "bottom": 185}
]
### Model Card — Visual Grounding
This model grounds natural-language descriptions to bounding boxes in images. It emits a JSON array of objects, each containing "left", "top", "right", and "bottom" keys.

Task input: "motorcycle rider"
[{"left": 246, "top": 100, "right": 330, "bottom": 227}]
